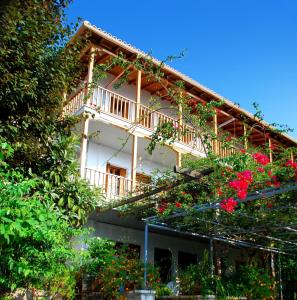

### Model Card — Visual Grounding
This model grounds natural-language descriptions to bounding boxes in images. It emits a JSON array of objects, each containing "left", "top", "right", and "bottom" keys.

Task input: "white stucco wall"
[
  {"left": 88, "top": 219, "right": 209, "bottom": 279},
  {"left": 86, "top": 141, "right": 173, "bottom": 178}
]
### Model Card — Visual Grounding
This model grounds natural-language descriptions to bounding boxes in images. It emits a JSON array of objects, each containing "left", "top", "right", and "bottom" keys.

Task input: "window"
[
  {"left": 154, "top": 248, "right": 172, "bottom": 283},
  {"left": 178, "top": 251, "right": 197, "bottom": 270}
]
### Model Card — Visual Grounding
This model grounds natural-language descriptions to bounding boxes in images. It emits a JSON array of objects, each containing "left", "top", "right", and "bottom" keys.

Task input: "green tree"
[
  {"left": 0, "top": 0, "right": 100, "bottom": 224},
  {"left": 0, "top": 0, "right": 101, "bottom": 296}
]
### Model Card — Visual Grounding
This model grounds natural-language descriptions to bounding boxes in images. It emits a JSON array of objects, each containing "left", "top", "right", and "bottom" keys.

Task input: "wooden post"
[
  {"left": 130, "top": 70, "right": 142, "bottom": 188},
  {"left": 131, "top": 134, "right": 138, "bottom": 189},
  {"left": 178, "top": 103, "right": 183, "bottom": 141},
  {"left": 80, "top": 117, "right": 90, "bottom": 178},
  {"left": 135, "top": 70, "right": 142, "bottom": 122},
  {"left": 243, "top": 123, "right": 248, "bottom": 150},
  {"left": 213, "top": 110, "right": 218, "bottom": 154},
  {"left": 291, "top": 150, "right": 294, "bottom": 162},
  {"left": 80, "top": 47, "right": 95, "bottom": 178},
  {"left": 86, "top": 46, "right": 96, "bottom": 105},
  {"left": 269, "top": 138, "right": 273, "bottom": 162}
]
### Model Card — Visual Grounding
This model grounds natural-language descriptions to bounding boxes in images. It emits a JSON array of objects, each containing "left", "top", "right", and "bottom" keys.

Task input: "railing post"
[
  {"left": 213, "top": 110, "right": 218, "bottom": 154},
  {"left": 269, "top": 138, "right": 273, "bottom": 163},
  {"left": 135, "top": 69, "right": 142, "bottom": 122}
]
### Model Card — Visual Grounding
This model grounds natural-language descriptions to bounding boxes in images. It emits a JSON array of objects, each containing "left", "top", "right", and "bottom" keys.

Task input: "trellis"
[{"left": 128, "top": 167, "right": 297, "bottom": 293}]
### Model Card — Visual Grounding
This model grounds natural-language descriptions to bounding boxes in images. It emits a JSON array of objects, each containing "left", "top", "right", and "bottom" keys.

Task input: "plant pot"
[{"left": 127, "top": 289, "right": 156, "bottom": 300}]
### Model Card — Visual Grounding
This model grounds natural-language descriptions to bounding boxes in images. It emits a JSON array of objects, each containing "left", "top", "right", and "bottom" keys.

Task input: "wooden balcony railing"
[
  {"left": 64, "top": 85, "right": 211, "bottom": 154},
  {"left": 84, "top": 168, "right": 153, "bottom": 199},
  {"left": 63, "top": 86, "right": 86, "bottom": 115},
  {"left": 84, "top": 168, "right": 133, "bottom": 199}
]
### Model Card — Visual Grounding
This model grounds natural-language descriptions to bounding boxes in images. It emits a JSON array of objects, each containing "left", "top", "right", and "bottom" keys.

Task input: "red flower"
[
  {"left": 237, "top": 189, "right": 247, "bottom": 200},
  {"left": 229, "top": 179, "right": 249, "bottom": 191},
  {"left": 226, "top": 136, "right": 232, "bottom": 142},
  {"left": 181, "top": 191, "right": 188, "bottom": 195},
  {"left": 220, "top": 198, "right": 237, "bottom": 213},
  {"left": 252, "top": 153, "right": 270, "bottom": 166},
  {"left": 269, "top": 144, "right": 275, "bottom": 150},
  {"left": 266, "top": 203, "right": 273, "bottom": 209},
  {"left": 237, "top": 170, "right": 253, "bottom": 183},
  {"left": 285, "top": 160, "right": 297, "bottom": 169},
  {"left": 217, "top": 187, "right": 223, "bottom": 196},
  {"left": 158, "top": 207, "right": 165, "bottom": 213},
  {"left": 240, "top": 149, "right": 246, "bottom": 154},
  {"left": 175, "top": 202, "right": 182, "bottom": 208},
  {"left": 257, "top": 167, "right": 265, "bottom": 173},
  {"left": 273, "top": 181, "right": 281, "bottom": 188}
]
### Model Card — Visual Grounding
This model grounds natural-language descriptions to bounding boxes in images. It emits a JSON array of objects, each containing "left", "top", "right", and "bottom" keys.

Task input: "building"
[{"left": 64, "top": 21, "right": 297, "bottom": 284}]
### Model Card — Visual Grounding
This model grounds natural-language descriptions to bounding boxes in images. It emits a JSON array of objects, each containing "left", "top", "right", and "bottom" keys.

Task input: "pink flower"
[
  {"left": 252, "top": 153, "right": 270, "bottom": 166},
  {"left": 229, "top": 179, "right": 249, "bottom": 191},
  {"left": 237, "top": 189, "right": 247, "bottom": 200},
  {"left": 237, "top": 170, "right": 253, "bottom": 183},
  {"left": 220, "top": 198, "right": 237, "bottom": 213}
]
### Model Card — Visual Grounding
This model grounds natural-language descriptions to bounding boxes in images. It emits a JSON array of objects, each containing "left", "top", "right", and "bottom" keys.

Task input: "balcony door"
[{"left": 106, "top": 163, "right": 127, "bottom": 196}]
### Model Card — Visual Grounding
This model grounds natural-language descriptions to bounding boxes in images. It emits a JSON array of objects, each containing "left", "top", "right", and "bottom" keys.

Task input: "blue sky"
[{"left": 66, "top": 0, "right": 297, "bottom": 138}]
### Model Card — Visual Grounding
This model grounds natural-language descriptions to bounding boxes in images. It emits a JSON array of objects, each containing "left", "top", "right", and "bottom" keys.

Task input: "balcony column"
[
  {"left": 176, "top": 103, "right": 183, "bottom": 167},
  {"left": 268, "top": 138, "right": 273, "bottom": 162},
  {"left": 86, "top": 46, "right": 96, "bottom": 105},
  {"left": 243, "top": 123, "right": 248, "bottom": 150},
  {"left": 135, "top": 69, "right": 142, "bottom": 122},
  {"left": 213, "top": 110, "right": 218, "bottom": 154},
  {"left": 80, "top": 47, "right": 95, "bottom": 178},
  {"left": 131, "top": 70, "right": 142, "bottom": 188},
  {"left": 80, "top": 116, "right": 90, "bottom": 178}
]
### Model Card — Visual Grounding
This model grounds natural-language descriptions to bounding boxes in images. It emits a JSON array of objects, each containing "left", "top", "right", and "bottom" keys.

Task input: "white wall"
[
  {"left": 86, "top": 141, "right": 172, "bottom": 178},
  {"left": 89, "top": 219, "right": 209, "bottom": 279}
]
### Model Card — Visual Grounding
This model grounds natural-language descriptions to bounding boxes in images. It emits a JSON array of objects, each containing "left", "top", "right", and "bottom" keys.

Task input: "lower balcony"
[{"left": 84, "top": 168, "right": 151, "bottom": 199}]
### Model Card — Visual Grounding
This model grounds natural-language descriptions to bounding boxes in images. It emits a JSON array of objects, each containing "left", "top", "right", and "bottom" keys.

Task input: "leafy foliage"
[
  {"left": 0, "top": 143, "right": 84, "bottom": 297},
  {"left": 0, "top": 0, "right": 102, "bottom": 296},
  {"left": 0, "top": 0, "right": 100, "bottom": 226},
  {"left": 80, "top": 237, "right": 161, "bottom": 299}
]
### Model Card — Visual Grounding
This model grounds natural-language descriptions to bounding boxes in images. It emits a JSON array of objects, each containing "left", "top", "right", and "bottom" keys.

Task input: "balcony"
[
  {"left": 64, "top": 85, "right": 244, "bottom": 158},
  {"left": 64, "top": 85, "right": 205, "bottom": 154},
  {"left": 84, "top": 168, "right": 151, "bottom": 199}
]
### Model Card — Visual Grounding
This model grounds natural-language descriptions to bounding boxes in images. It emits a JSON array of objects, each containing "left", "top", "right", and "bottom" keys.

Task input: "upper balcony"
[{"left": 64, "top": 84, "right": 244, "bottom": 158}]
